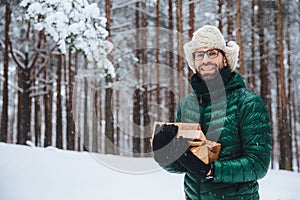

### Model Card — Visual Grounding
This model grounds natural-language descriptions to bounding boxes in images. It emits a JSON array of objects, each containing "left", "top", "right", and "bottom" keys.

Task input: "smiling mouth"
[{"left": 200, "top": 66, "right": 216, "bottom": 71}]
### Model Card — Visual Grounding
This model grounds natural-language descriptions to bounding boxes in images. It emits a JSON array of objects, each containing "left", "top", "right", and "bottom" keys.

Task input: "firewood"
[{"left": 152, "top": 121, "right": 221, "bottom": 164}]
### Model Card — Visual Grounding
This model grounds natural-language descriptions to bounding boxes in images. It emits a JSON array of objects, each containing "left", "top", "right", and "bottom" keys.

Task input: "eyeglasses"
[{"left": 193, "top": 49, "right": 222, "bottom": 61}]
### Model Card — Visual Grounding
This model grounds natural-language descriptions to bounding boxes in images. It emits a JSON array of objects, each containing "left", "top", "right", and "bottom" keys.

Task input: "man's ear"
[{"left": 223, "top": 57, "right": 228, "bottom": 66}]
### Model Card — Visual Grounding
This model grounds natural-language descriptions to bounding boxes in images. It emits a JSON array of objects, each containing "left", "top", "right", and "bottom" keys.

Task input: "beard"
[{"left": 196, "top": 62, "right": 220, "bottom": 80}]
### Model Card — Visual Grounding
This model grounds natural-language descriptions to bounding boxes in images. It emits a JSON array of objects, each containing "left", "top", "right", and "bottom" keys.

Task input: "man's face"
[{"left": 194, "top": 47, "right": 227, "bottom": 81}]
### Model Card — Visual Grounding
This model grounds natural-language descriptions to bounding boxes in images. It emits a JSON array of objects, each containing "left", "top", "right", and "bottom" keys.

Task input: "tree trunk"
[
  {"left": 156, "top": 0, "right": 162, "bottom": 122},
  {"left": 44, "top": 68, "right": 53, "bottom": 147},
  {"left": 83, "top": 77, "right": 89, "bottom": 151},
  {"left": 258, "top": 1, "right": 269, "bottom": 104},
  {"left": 56, "top": 54, "right": 63, "bottom": 149},
  {"left": 34, "top": 94, "right": 41, "bottom": 146},
  {"left": 1, "top": 2, "right": 11, "bottom": 143},
  {"left": 274, "top": 8, "right": 281, "bottom": 170},
  {"left": 176, "top": 0, "right": 184, "bottom": 77},
  {"left": 176, "top": 0, "right": 184, "bottom": 100},
  {"left": 140, "top": 1, "right": 151, "bottom": 155},
  {"left": 250, "top": 0, "right": 257, "bottom": 91},
  {"left": 292, "top": 90, "right": 300, "bottom": 172},
  {"left": 226, "top": 0, "right": 234, "bottom": 40},
  {"left": 236, "top": 0, "right": 244, "bottom": 75},
  {"left": 286, "top": 10, "right": 295, "bottom": 171},
  {"left": 168, "top": 0, "right": 175, "bottom": 122},
  {"left": 277, "top": 0, "right": 292, "bottom": 171},
  {"left": 218, "top": 0, "right": 223, "bottom": 32},
  {"left": 66, "top": 49, "right": 75, "bottom": 150},
  {"left": 104, "top": 0, "right": 115, "bottom": 154},
  {"left": 132, "top": 1, "right": 141, "bottom": 156},
  {"left": 104, "top": 76, "right": 114, "bottom": 154},
  {"left": 17, "top": 66, "right": 31, "bottom": 144},
  {"left": 188, "top": 0, "right": 195, "bottom": 78},
  {"left": 188, "top": 0, "right": 194, "bottom": 39}
]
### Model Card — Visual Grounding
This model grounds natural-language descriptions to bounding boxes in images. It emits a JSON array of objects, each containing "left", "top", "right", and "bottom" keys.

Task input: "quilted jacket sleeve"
[{"left": 213, "top": 93, "right": 272, "bottom": 183}]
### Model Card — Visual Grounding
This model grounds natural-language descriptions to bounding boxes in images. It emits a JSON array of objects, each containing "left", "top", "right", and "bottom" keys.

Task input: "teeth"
[{"left": 200, "top": 66, "right": 215, "bottom": 71}]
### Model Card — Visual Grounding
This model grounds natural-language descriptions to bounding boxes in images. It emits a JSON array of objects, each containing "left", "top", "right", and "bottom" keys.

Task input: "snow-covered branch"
[{"left": 20, "top": 0, "right": 115, "bottom": 77}]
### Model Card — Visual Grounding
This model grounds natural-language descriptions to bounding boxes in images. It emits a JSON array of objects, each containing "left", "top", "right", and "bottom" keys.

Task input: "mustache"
[
  {"left": 199, "top": 62, "right": 218, "bottom": 70},
  {"left": 200, "top": 62, "right": 218, "bottom": 68}
]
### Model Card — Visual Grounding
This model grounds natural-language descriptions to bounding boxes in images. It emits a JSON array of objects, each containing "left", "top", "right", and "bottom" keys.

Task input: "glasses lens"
[
  {"left": 194, "top": 52, "right": 205, "bottom": 60},
  {"left": 194, "top": 49, "right": 220, "bottom": 60},
  {"left": 207, "top": 49, "right": 219, "bottom": 59}
]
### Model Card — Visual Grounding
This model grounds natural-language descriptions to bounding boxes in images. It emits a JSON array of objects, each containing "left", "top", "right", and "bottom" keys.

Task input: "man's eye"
[
  {"left": 208, "top": 51, "right": 217, "bottom": 56},
  {"left": 196, "top": 53, "right": 204, "bottom": 57}
]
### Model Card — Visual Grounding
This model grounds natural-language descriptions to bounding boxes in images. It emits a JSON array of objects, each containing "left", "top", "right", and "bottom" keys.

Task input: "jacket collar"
[{"left": 190, "top": 68, "right": 245, "bottom": 102}]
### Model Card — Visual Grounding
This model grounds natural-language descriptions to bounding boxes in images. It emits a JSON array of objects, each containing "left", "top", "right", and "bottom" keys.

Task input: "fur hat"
[{"left": 183, "top": 25, "right": 239, "bottom": 73}]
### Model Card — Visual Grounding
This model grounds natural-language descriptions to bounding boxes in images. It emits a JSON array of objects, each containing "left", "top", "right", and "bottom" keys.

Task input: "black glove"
[
  {"left": 178, "top": 148, "right": 213, "bottom": 178},
  {"left": 152, "top": 124, "right": 188, "bottom": 165}
]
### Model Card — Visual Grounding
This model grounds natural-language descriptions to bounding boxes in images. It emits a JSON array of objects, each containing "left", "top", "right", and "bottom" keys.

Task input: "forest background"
[{"left": 0, "top": 0, "right": 299, "bottom": 173}]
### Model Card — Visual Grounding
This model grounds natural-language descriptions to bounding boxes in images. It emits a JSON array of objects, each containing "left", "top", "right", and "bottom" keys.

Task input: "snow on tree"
[{"left": 20, "top": 0, "right": 115, "bottom": 77}]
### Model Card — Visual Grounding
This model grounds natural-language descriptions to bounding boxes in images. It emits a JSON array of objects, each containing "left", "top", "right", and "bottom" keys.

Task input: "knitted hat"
[{"left": 183, "top": 25, "right": 239, "bottom": 73}]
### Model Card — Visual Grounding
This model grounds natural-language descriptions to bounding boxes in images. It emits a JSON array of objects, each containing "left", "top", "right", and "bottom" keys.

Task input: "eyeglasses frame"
[{"left": 192, "top": 49, "right": 225, "bottom": 61}]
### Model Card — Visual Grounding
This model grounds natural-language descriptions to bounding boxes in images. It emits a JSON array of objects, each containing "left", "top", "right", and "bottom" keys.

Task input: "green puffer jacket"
[{"left": 162, "top": 72, "right": 271, "bottom": 200}]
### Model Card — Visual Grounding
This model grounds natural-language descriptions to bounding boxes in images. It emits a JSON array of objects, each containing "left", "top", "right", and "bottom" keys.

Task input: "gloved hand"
[
  {"left": 178, "top": 146, "right": 212, "bottom": 178},
  {"left": 152, "top": 124, "right": 188, "bottom": 165}
]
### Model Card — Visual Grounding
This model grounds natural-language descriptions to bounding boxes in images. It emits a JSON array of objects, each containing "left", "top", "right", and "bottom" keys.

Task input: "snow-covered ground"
[{"left": 0, "top": 143, "right": 299, "bottom": 200}]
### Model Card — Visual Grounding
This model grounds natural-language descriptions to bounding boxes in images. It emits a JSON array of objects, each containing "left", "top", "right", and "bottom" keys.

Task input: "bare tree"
[
  {"left": 217, "top": 0, "right": 223, "bottom": 32},
  {"left": 132, "top": 1, "right": 141, "bottom": 155},
  {"left": 250, "top": 0, "right": 257, "bottom": 91},
  {"left": 168, "top": 0, "right": 175, "bottom": 122},
  {"left": 156, "top": 0, "right": 161, "bottom": 122},
  {"left": 236, "top": 0, "right": 244, "bottom": 75},
  {"left": 257, "top": 1, "right": 270, "bottom": 105},
  {"left": 1, "top": 2, "right": 11, "bottom": 143},
  {"left": 188, "top": 0, "right": 195, "bottom": 39},
  {"left": 277, "top": 0, "right": 292, "bottom": 171},
  {"left": 11, "top": 23, "right": 37, "bottom": 144},
  {"left": 176, "top": 0, "right": 184, "bottom": 101},
  {"left": 141, "top": 1, "right": 151, "bottom": 154},
  {"left": 56, "top": 54, "right": 63, "bottom": 149},
  {"left": 66, "top": 49, "right": 75, "bottom": 150},
  {"left": 188, "top": 0, "right": 195, "bottom": 78},
  {"left": 286, "top": 16, "right": 299, "bottom": 172},
  {"left": 226, "top": 0, "right": 234, "bottom": 39},
  {"left": 105, "top": 0, "right": 115, "bottom": 154},
  {"left": 43, "top": 66, "right": 53, "bottom": 147}
]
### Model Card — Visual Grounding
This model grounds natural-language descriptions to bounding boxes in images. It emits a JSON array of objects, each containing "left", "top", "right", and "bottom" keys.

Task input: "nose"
[{"left": 202, "top": 53, "right": 210, "bottom": 63}]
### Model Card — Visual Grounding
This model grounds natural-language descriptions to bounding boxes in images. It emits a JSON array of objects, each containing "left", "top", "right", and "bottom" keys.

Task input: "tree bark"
[
  {"left": 188, "top": 0, "right": 194, "bottom": 39},
  {"left": 217, "top": 0, "right": 223, "bottom": 32},
  {"left": 44, "top": 68, "right": 53, "bottom": 147},
  {"left": 141, "top": 1, "right": 151, "bottom": 155},
  {"left": 132, "top": 1, "right": 141, "bottom": 156},
  {"left": 226, "top": 0, "right": 234, "bottom": 40},
  {"left": 236, "top": 0, "right": 244, "bottom": 75},
  {"left": 56, "top": 54, "right": 63, "bottom": 149},
  {"left": 104, "top": 0, "right": 115, "bottom": 154},
  {"left": 66, "top": 49, "right": 75, "bottom": 150},
  {"left": 34, "top": 93, "right": 41, "bottom": 146},
  {"left": 168, "top": 0, "right": 175, "bottom": 122},
  {"left": 286, "top": 12, "right": 299, "bottom": 170},
  {"left": 274, "top": 6, "right": 281, "bottom": 170},
  {"left": 250, "top": 0, "right": 257, "bottom": 91},
  {"left": 156, "top": 0, "right": 161, "bottom": 122},
  {"left": 277, "top": 0, "right": 292, "bottom": 171},
  {"left": 258, "top": 1, "right": 269, "bottom": 105},
  {"left": 188, "top": 0, "right": 195, "bottom": 78},
  {"left": 1, "top": 2, "right": 11, "bottom": 143},
  {"left": 176, "top": 0, "right": 185, "bottom": 101}
]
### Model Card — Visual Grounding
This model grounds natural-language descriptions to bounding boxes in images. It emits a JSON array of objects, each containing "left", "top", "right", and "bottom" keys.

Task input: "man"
[{"left": 152, "top": 25, "right": 271, "bottom": 199}]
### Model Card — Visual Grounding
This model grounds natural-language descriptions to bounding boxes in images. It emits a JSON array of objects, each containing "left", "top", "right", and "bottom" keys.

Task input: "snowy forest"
[{"left": 0, "top": 0, "right": 299, "bottom": 173}]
